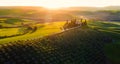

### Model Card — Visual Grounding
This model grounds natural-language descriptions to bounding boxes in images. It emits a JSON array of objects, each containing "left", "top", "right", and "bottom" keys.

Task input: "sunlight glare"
[{"left": 43, "top": 5, "right": 62, "bottom": 9}]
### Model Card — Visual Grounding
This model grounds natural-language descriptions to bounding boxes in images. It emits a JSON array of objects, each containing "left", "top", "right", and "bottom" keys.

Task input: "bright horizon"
[{"left": 0, "top": 0, "right": 120, "bottom": 9}]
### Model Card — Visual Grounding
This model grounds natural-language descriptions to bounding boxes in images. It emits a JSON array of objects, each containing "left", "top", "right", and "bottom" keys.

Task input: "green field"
[
  {"left": 0, "top": 28, "right": 19, "bottom": 36},
  {"left": 0, "top": 21, "right": 65, "bottom": 43}
]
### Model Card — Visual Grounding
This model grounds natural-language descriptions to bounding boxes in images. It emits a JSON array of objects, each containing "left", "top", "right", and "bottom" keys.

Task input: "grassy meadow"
[{"left": 0, "top": 21, "right": 65, "bottom": 43}]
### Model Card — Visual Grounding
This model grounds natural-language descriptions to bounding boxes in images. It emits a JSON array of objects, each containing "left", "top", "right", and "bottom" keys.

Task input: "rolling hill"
[
  {"left": 0, "top": 21, "right": 120, "bottom": 64},
  {"left": 0, "top": 25, "right": 113, "bottom": 64}
]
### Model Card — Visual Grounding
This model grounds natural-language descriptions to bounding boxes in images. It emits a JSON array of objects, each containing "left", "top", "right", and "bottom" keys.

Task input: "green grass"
[
  {"left": 0, "top": 23, "right": 13, "bottom": 27},
  {"left": 0, "top": 21, "right": 65, "bottom": 44},
  {"left": 0, "top": 28, "right": 19, "bottom": 36}
]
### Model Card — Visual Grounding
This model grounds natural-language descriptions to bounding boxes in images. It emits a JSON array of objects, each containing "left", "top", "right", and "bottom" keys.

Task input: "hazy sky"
[{"left": 0, "top": 0, "right": 120, "bottom": 8}]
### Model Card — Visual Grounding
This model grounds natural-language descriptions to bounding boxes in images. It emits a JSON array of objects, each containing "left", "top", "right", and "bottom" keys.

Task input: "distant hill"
[
  {"left": 0, "top": 6, "right": 120, "bottom": 21},
  {"left": 0, "top": 6, "right": 48, "bottom": 20},
  {"left": 103, "top": 6, "right": 120, "bottom": 10},
  {"left": 60, "top": 7, "right": 101, "bottom": 11},
  {"left": 61, "top": 6, "right": 120, "bottom": 11}
]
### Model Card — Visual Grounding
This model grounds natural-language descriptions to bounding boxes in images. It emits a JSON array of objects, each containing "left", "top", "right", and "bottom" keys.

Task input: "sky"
[{"left": 0, "top": 0, "right": 120, "bottom": 8}]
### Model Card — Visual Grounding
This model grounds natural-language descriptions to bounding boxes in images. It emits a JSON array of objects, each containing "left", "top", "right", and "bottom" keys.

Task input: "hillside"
[
  {"left": 0, "top": 25, "right": 113, "bottom": 64},
  {"left": 0, "top": 20, "right": 120, "bottom": 64}
]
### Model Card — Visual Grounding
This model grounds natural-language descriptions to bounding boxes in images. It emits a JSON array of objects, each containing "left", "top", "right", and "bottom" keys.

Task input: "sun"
[
  {"left": 42, "top": 5, "right": 62, "bottom": 9},
  {"left": 44, "top": 6, "right": 61, "bottom": 9}
]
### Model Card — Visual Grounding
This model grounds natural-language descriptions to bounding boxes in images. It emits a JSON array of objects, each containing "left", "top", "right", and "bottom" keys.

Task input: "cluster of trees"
[
  {"left": 63, "top": 18, "right": 87, "bottom": 30},
  {"left": 19, "top": 24, "right": 37, "bottom": 34}
]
